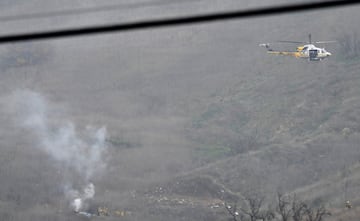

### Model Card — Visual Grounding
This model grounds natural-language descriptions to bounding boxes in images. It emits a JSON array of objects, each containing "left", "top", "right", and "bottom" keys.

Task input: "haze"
[{"left": 0, "top": 1, "right": 360, "bottom": 220}]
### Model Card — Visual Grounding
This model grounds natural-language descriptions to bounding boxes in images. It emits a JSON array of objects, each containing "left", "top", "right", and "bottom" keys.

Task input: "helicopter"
[{"left": 259, "top": 34, "right": 335, "bottom": 61}]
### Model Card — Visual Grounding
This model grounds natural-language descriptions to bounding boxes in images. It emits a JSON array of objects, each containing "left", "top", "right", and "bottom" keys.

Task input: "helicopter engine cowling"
[{"left": 296, "top": 46, "right": 304, "bottom": 51}]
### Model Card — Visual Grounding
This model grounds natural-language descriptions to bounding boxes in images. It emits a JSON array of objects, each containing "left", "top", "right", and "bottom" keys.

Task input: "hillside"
[{"left": 0, "top": 1, "right": 360, "bottom": 221}]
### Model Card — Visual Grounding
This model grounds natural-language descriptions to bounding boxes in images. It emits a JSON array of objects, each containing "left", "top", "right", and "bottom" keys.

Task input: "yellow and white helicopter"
[{"left": 259, "top": 34, "right": 335, "bottom": 61}]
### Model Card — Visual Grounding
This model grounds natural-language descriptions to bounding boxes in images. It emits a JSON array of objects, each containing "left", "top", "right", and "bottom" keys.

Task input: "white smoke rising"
[
  {"left": 69, "top": 183, "right": 95, "bottom": 212},
  {"left": 72, "top": 198, "right": 82, "bottom": 212},
  {"left": 10, "top": 90, "right": 107, "bottom": 211},
  {"left": 83, "top": 183, "right": 95, "bottom": 200},
  {"left": 11, "top": 90, "right": 107, "bottom": 180}
]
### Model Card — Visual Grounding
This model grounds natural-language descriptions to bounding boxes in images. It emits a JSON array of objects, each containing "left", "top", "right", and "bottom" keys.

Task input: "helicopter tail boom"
[{"left": 267, "top": 51, "right": 301, "bottom": 58}]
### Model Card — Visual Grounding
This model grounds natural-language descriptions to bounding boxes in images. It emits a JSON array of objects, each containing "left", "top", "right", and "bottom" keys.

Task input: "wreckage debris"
[
  {"left": 77, "top": 211, "right": 93, "bottom": 218},
  {"left": 97, "top": 206, "right": 110, "bottom": 216},
  {"left": 345, "top": 200, "right": 352, "bottom": 209},
  {"left": 74, "top": 206, "right": 130, "bottom": 218}
]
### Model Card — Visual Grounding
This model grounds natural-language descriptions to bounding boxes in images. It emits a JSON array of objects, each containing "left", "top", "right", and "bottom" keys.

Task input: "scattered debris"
[
  {"left": 114, "top": 210, "right": 127, "bottom": 217},
  {"left": 77, "top": 211, "right": 94, "bottom": 218},
  {"left": 345, "top": 200, "right": 352, "bottom": 209},
  {"left": 74, "top": 206, "right": 130, "bottom": 218},
  {"left": 97, "top": 206, "right": 110, "bottom": 216},
  {"left": 342, "top": 127, "right": 351, "bottom": 138}
]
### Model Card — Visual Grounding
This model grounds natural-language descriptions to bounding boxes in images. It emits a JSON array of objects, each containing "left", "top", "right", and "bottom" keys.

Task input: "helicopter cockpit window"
[{"left": 303, "top": 46, "right": 308, "bottom": 51}]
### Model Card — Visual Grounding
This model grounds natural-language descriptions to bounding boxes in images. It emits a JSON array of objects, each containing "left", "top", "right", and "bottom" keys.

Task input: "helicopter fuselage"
[{"left": 296, "top": 44, "right": 332, "bottom": 61}]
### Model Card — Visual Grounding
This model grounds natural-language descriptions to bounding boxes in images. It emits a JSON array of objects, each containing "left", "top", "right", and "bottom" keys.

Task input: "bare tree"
[
  {"left": 276, "top": 192, "right": 292, "bottom": 221},
  {"left": 239, "top": 195, "right": 265, "bottom": 221},
  {"left": 304, "top": 205, "right": 331, "bottom": 221},
  {"left": 291, "top": 195, "right": 307, "bottom": 221},
  {"left": 225, "top": 193, "right": 274, "bottom": 221},
  {"left": 225, "top": 202, "right": 244, "bottom": 221},
  {"left": 225, "top": 192, "right": 331, "bottom": 221},
  {"left": 258, "top": 210, "right": 276, "bottom": 221}
]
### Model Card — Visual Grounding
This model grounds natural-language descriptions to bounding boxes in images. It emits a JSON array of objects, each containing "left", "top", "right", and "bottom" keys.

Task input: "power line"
[
  {"left": 0, "top": 0, "right": 198, "bottom": 22},
  {"left": 0, "top": 0, "right": 359, "bottom": 44}
]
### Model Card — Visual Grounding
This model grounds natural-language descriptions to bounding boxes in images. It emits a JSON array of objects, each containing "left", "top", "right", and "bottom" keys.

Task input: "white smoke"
[
  {"left": 11, "top": 90, "right": 107, "bottom": 180},
  {"left": 72, "top": 198, "right": 82, "bottom": 212},
  {"left": 9, "top": 90, "right": 107, "bottom": 211},
  {"left": 83, "top": 183, "right": 95, "bottom": 199},
  {"left": 69, "top": 183, "right": 95, "bottom": 212}
]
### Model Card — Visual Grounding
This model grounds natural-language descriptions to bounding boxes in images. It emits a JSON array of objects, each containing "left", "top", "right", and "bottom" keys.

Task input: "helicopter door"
[{"left": 309, "top": 49, "right": 318, "bottom": 61}]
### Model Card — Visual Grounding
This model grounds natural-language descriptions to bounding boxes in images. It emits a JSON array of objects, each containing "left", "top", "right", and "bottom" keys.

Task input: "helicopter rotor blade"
[
  {"left": 314, "top": 40, "right": 337, "bottom": 44},
  {"left": 277, "top": 40, "right": 307, "bottom": 44}
]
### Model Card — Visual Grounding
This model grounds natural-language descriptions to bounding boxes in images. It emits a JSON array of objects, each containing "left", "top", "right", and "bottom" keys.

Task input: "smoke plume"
[
  {"left": 11, "top": 90, "right": 107, "bottom": 180},
  {"left": 69, "top": 183, "right": 95, "bottom": 212},
  {"left": 9, "top": 90, "right": 107, "bottom": 211}
]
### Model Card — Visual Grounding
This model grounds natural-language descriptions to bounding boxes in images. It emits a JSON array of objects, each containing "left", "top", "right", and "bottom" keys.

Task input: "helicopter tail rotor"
[{"left": 259, "top": 43, "right": 273, "bottom": 51}]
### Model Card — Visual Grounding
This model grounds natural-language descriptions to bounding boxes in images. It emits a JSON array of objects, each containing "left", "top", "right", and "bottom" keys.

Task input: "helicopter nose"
[{"left": 327, "top": 52, "right": 332, "bottom": 56}]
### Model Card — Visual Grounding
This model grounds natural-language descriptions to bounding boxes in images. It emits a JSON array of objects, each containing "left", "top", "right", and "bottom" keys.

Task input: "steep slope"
[{"left": 0, "top": 1, "right": 360, "bottom": 221}]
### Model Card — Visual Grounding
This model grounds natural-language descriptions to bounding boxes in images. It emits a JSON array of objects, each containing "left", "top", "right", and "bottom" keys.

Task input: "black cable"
[
  {"left": 0, "top": 0, "right": 197, "bottom": 22},
  {"left": 0, "top": 0, "right": 358, "bottom": 44}
]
